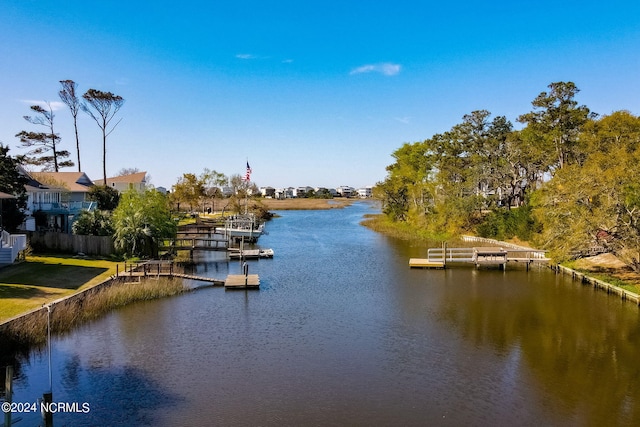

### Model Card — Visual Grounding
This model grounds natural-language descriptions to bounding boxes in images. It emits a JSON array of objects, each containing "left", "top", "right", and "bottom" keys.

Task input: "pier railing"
[
  {"left": 424, "top": 246, "right": 549, "bottom": 265},
  {"left": 427, "top": 248, "right": 474, "bottom": 263}
]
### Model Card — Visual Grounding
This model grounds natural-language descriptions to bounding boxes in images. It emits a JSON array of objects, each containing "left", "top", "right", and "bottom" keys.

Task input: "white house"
[
  {"left": 356, "top": 187, "right": 373, "bottom": 198},
  {"left": 275, "top": 188, "right": 294, "bottom": 199},
  {"left": 260, "top": 186, "right": 276, "bottom": 198},
  {"left": 336, "top": 186, "right": 355, "bottom": 197}
]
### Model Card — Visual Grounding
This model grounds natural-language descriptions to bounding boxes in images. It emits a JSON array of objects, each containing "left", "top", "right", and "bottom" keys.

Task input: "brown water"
[{"left": 6, "top": 202, "right": 640, "bottom": 426}]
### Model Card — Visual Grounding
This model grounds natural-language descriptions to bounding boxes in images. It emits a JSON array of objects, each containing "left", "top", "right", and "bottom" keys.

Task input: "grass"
[
  {"left": 1, "top": 277, "right": 187, "bottom": 348},
  {"left": 562, "top": 260, "right": 640, "bottom": 295},
  {"left": 360, "top": 213, "right": 451, "bottom": 242},
  {"left": 260, "top": 198, "right": 353, "bottom": 210},
  {"left": 0, "top": 255, "right": 119, "bottom": 322}
]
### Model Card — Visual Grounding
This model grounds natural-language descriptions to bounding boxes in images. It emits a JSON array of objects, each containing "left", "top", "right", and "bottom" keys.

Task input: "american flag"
[{"left": 244, "top": 161, "right": 252, "bottom": 181}]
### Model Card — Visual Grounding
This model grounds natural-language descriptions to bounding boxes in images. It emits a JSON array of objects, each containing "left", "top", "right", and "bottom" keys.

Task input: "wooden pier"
[
  {"left": 224, "top": 274, "right": 260, "bottom": 289},
  {"left": 115, "top": 261, "right": 262, "bottom": 289},
  {"left": 160, "top": 237, "right": 229, "bottom": 252},
  {"left": 409, "top": 259, "right": 445, "bottom": 269},
  {"left": 410, "top": 246, "right": 549, "bottom": 269}
]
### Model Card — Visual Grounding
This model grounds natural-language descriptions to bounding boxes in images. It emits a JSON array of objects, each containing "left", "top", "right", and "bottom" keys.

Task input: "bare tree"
[
  {"left": 81, "top": 89, "right": 125, "bottom": 184},
  {"left": 59, "top": 80, "right": 82, "bottom": 171}
]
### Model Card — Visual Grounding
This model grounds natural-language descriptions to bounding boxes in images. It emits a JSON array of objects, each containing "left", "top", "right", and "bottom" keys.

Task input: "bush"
[{"left": 477, "top": 205, "right": 538, "bottom": 241}]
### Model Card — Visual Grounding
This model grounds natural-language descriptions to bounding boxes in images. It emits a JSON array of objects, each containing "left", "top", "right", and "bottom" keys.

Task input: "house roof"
[
  {"left": 94, "top": 172, "right": 147, "bottom": 186},
  {"left": 29, "top": 172, "right": 94, "bottom": 193}
]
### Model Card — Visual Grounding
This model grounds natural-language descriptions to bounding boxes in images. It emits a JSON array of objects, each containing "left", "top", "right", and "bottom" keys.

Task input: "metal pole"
[
  {"left": 46, "top": 305, "right": 52, "bottom": 393},
  {"left": 4, "top": 366, "right": 12, "bottom": 427},
  {"left": 43, "top": 304, "right": 53, "bottom": 426}
]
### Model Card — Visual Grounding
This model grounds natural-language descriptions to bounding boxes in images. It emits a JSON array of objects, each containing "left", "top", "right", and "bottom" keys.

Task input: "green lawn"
[{"left": 0, "top": 255, "right": 119, "bottom": 322}]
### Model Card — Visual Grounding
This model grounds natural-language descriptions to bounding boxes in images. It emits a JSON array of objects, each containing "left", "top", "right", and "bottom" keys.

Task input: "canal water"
[{"left": 5, "top": 202, "right": 640, "bottom": 426}]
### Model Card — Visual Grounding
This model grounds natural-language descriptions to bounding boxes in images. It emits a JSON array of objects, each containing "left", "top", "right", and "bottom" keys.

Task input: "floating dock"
[
  {"left": 224, "top": 274, "right": 260, "bottom": 289},
  {"left": 409, "top": 259, "right": 445, "bottom": 269},
  {"left": 228, "top": 248, "right": 274, "bottom": 260}
]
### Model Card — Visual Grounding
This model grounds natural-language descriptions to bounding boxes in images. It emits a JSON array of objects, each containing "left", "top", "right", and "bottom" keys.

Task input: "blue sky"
[{"left": 1, "top": 1, "right": 639, "bottom": 189}]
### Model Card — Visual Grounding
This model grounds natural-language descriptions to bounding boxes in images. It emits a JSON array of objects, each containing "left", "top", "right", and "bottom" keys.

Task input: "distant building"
[
  {"left": 260, "top": 186, "right": 276, "bottom": 198},
  {"left": 94, "top": 172, "right": 147, "bottom": 193},
  {"left": 357, "top": 187, "right": 373, "bottom": 198},
  {"left": 275, "top": 188, "right": 294, "bottom": 199},
  {"left": 336, "top": 185, "right": 355, "bottom": 197},
  {"left": 293, "top": 186, "right": 313, "bottom": 198},
  {"left": 221, "top": 186, "right": 234, "bottom": 197}
]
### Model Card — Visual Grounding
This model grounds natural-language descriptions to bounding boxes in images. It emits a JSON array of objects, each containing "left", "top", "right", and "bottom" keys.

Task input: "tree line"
[{"left": 376, "top": 81, "right": 640, "bottom": 269}]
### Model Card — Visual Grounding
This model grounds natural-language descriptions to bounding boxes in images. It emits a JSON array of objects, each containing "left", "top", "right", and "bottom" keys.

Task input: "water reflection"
[
  {"left": 435, "top": 268, "right": 640, "bottom": 425},
  {"left": 4, "top": 202, "right": 640, "bottom": 425}
]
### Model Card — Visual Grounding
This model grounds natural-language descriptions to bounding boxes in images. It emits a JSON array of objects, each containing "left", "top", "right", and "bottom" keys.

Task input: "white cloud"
[
  {"left": 236, "top": 53, "right": 258, "bottom": 59},
  {"left": 394, "top": 116, "right": 411, "bottom": 124},
  {"left": 20, "top": 100, "right": 66, "bottom": 111},
  {"left": 350, "top": 62, "right": 401, "bottom": 76}
]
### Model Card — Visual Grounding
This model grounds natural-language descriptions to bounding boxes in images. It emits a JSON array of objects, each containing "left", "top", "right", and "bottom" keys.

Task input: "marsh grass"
[
  {"left": 360, "top": 213, "right": 450, "bottom": 242},
  {"left": 1, "top": 277, "right": 188, "bottom": 349}
]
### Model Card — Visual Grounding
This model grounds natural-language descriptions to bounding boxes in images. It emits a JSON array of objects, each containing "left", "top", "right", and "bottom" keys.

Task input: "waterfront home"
[
  {"left": 356, "top": 186, "right": 373, "bottom": 198},
  {"left": 22, "top": 170, "right": 96, "bottom": 233},
  {"left": 293, "top": 186, "right": 314, "bottom": 198},
  {"left": 93, "top": 171, "right": 147, "bottom": 193},
  {"left": 260, "top": 186, "right": 276, "bottom": 198},
  {"left": 275, "top": 187, "right": 294, "bottom": 199},
  {"left": 336, "top": 185, "right": 355, "bottom": 197}
]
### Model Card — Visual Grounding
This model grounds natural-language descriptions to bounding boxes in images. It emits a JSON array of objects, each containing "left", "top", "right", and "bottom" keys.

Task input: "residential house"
[
  {"left": 293, "top": 186, "right": 313, "bottom": 198},
  {"left": 275, "top": 188, "right": 294, "bottom": 199},
  {"left": 260, "top": 186, "right": 276, "bottom": 198},
  {"left": 22, "top": 170, "right": 96, "bottom": 233},
  {"left": 356, "top": 186, "right": 373, "bottom": 198},
  {"left": 336, "top": 185, "right": 355, "bottom": 197},
  {"left": 93, "top": 172, "right": 147, "bottom": 193}
]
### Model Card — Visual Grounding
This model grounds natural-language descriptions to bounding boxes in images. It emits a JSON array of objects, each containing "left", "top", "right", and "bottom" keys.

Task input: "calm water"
[{"left": 6, "top": 202, "right": 640, "bottom": 426}]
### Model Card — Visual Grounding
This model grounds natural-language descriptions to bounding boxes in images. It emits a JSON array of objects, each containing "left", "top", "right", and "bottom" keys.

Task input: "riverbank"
[
  {"left": 0, "top": 255, "right": 120, "bottom": 322},
  {"left": 0, "top": 276, "right": 187, "bottom": 362},
  {"left": 362, "top": 212, "right": 640, "bottom": 298}
]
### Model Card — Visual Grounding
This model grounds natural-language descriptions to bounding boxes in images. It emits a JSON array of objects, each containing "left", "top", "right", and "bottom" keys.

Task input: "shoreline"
[
  {"left": 260, "top": 197, "right": 354, "bottom": 210},
  {"left": 362, "top": 212, "right": 640, "bottom": 307},
  {"left": 0, "top": 275, "right": 188, "bottom": 364}
]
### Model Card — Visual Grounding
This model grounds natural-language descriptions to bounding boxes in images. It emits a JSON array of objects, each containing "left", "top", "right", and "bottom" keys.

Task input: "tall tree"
[
  {"left": 81, "top": 89, "right": 125, "bottom": 184},
  {"left": 0, "top": 144, "right": 28, "bottom": 231},
  {"left": 517, "top": 81, "right": 593, "bottom": 171},
  {"left": 59, "top": 80, "right": 82, "bottom": 171},
  {"left": 15, "top": 103, "right": 74, "bottom": 171},
  {"left": 531, "top": 111, "right": 640, "bottom": 264},
  {"left": 171, "top": 173, "right": 206, "bottom": 212}
]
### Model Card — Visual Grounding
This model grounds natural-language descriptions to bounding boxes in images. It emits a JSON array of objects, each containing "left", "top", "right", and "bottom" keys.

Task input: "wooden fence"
[{"left": 27, "top": 231, "right": 115, "bottom": 256}]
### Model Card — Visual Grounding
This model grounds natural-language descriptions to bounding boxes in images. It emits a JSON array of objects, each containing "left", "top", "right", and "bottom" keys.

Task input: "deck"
[
  {"left": 410, "top": 246, "right": 549, "bottom": 269},
  {"left": 224, "top": 274, "right": 260, "bottom": 289}
]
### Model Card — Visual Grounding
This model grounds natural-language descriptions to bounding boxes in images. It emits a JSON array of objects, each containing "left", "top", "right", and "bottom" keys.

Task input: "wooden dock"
[
  {"left": 410, "top": 246, "right": 549, "bottom": 269},
  {"left": 224, "top": 274, "right": 260, "bottom": 289},
  {"left": 228, "top": 249, "right": 261, "bottom": 259},
  {"left": 115, "top": 261, "right": 262, "bottom": 290},
  {"left": 172, "top": 273, "right": 224, "bottom": 286},
  {"left": 409, "top": 259, "right": 445, "bottom": 269}
]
